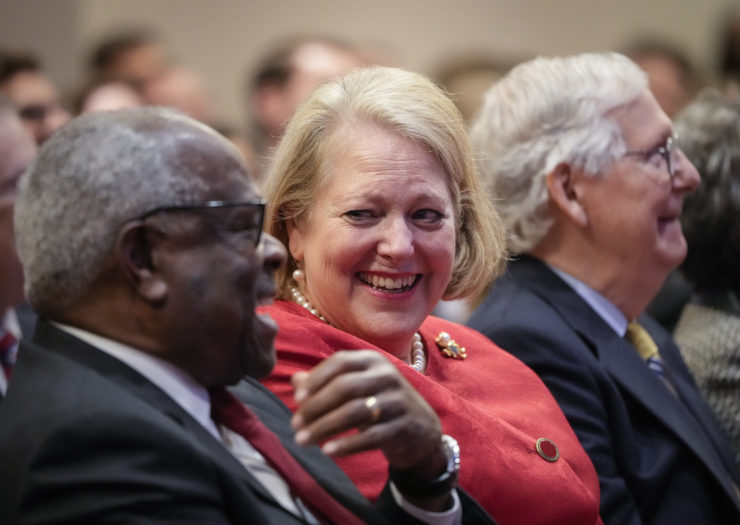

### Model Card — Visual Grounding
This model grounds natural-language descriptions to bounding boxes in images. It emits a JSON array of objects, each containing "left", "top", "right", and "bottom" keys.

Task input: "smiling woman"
[{"left": 258, "top": 66, "right": 604, "bottom": 524}]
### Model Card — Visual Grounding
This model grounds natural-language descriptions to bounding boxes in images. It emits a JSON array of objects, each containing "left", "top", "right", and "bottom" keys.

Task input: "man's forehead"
[
  {"left": 4, "top": 71, "right": 57, "bottom": 104},
  {"left": 610, "top": 89, "right": 673, "bottom": 147}
]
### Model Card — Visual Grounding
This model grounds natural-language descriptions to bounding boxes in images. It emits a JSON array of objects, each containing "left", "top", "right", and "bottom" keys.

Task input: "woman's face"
[{"left": 288, "top": 123, "right": 456, "bottom": 357}]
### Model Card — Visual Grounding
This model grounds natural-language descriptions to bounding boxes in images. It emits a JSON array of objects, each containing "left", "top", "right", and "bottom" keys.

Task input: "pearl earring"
[{"left": 292, "top": 268, "right": 305, "bottom": 283}]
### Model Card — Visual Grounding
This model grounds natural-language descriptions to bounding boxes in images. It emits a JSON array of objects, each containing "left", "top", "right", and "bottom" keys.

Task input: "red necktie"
[
  {"left": 0, "top": 329, "right": 17, "bottom": 380},
  {"left": 209, "top": 388, "right": 365, "bottom": 525}
]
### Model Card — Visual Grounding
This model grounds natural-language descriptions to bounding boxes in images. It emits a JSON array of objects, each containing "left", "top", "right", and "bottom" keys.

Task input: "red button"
[{"left": 536, "top": 438, "right": 559, "bottom": 462}]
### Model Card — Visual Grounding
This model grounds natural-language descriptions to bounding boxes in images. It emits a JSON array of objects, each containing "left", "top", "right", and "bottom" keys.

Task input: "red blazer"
[{"left": 261, "top": 300, "right": 603, "bottom": 525}]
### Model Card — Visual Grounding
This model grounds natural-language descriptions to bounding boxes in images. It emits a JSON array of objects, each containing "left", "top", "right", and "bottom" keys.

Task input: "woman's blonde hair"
[{"left": 262, "top": 66, "right": 507, "bottom": 300}]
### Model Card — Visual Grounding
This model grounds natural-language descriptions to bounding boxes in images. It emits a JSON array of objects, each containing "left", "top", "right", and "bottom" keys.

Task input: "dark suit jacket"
[
  {"left": 468, "top": 256, "right": 740, "bottom": 525},
  {"left": 0, "top": 319, "right": 493, "bottom": 524}
]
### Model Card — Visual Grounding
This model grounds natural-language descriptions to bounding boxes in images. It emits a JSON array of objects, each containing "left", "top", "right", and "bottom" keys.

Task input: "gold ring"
[{"left": 365, "top": 395, "right": 381, "bottom": 424}]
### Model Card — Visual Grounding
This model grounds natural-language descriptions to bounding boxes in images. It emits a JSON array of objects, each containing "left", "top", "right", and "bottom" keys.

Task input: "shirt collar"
[
  {"left": 1, "top": 308, "right": 21, "bottom": 339},
  {"left": 547, "top": 264, "right": 628, "bottom": 337},
  {"left": 51, "top": 321, "right": 222, "bottom": 440}
]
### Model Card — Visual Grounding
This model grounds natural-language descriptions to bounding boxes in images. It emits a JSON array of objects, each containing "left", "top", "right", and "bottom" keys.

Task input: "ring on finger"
[{"left": 365, "top": 395, "right": 381, "bottom": 424}]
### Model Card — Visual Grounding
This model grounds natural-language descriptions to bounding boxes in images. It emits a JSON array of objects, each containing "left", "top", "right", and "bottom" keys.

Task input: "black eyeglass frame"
[
  {"left": 623, "top": 135, "right": 680, "bottom": 179},
  {"left": 136, "top": 199, "right": 267, "bottom": 247}
]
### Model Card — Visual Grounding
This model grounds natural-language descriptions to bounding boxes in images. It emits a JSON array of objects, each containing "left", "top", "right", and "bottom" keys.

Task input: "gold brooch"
[{"left": 435, "top": 332, "right": 467, "bottom": 359}]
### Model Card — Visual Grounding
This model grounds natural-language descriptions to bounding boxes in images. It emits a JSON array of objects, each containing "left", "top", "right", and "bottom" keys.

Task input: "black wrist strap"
[{"left": 388, "top": 465, "right": 458, "bottom": 498}]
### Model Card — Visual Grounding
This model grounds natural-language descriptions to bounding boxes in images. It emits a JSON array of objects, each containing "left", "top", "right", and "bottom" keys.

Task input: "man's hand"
[{"left": 290, "top": 350, "right": 448, "bottom": 481}]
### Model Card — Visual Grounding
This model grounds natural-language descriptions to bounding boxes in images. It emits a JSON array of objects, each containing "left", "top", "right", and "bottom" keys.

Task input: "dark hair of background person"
[
  {"left": 88, "top": 28, "right": 160, "bottom": 75},
  {"left": 0, "top": 52, "right": 40, "bottom": 86},
  {"left": 248, "top": 35, "right": 357, "bottom": 92},
  {"left": 676, "top": 89, "right": 740, "bottom": 291},
  {"left": 718, "top": 5, "right": 740, "bottom": 82},
  {"left": 86, "top": 28, "right": 169, "bottom": 95}
]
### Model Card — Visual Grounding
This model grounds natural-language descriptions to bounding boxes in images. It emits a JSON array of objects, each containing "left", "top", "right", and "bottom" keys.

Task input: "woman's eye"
[
  {"left": 413, "top": 209, "right": 444, "bottom": 222},
  {"left": 344, "top": 209, "right": 374, "bottom": 221}
]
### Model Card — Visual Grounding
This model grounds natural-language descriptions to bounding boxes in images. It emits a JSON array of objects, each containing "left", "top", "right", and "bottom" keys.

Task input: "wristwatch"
[{"left": 389, "top": 434, "right": 461, "bottom": 498}]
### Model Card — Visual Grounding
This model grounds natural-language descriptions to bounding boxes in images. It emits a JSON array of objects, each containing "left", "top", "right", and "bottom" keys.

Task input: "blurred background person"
[
  {"left": 718, "top": 4, "right": 740, "bottom": 96},
  {"left": 0, "top": 51, "right": 69, "bottom": 145},
  {"left": 625, "top": 39, "right": 698, "bottom": 118},
  {"left": 672, "top": 89, "right": 740, "bottom": 472},
  {"left": 85, "top": 27, "right": 257, "bottom": 175},
  {"left": 260, "top": 66, "right": 603, "bottom": 525},
  {"left": 72, "top": 79, "right": 143, "bottom": 114},
  {"left": 246, "top": 35, "right": 363, "bottom": 174},
  {"left": 0, "top": 95, "right": 36, "bottom": 398},
  {"left": 87, "top": 28, "right": 170, "bottom": 97},
  {"left": 434, "top": 55, "right": 515, "bottom": 126},
  {"left": 142, "top": 63, "right": 216, "bottom": 124}
]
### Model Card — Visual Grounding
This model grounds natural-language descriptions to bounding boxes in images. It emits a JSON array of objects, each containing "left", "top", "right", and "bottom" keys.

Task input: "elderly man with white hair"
[{"left": 467, "top": 52, "right": 740, "bottom": 525}]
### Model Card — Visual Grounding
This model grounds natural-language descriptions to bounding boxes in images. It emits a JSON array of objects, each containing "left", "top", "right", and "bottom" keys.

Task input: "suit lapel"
[
  {"left": 30, "top": 320, "right": 289, "bottom": 512},
  {"left": 510, "top": 257, "right": 740, "bottom": 498}
]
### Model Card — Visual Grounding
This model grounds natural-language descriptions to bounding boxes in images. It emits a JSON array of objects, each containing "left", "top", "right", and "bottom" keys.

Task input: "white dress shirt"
[{"left": 548, "top": 265, "right": 629, "bottom": 336}]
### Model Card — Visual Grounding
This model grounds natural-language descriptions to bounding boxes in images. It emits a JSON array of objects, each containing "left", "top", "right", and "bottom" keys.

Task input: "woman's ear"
[
  {"left": 286, "top": 218, "right": 305, "bottom": 263},
  {"left": 546, "top": 162, "right": 588, "bottom": 227},
  {"left": 116, "top": 222, "right": 168, "bottom": 303}
]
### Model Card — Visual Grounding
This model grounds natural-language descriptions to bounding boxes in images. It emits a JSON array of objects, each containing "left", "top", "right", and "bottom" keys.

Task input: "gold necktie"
[
  {"left": 625, "top": 321, "right": 659, "bottom": 361},
  {"left": 625, "top": 321, "right": 677, "bottom": 395}
]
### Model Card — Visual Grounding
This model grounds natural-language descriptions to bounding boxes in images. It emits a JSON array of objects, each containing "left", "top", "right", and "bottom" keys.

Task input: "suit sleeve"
[
  {"left": 16, "top": 411, "right": 234, "bottom": 524},
  {"left": 476, "top": 309, "right": 642, "bottom": 525}
]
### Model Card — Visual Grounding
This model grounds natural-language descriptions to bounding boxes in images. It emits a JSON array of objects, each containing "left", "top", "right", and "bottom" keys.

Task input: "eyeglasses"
[
  {"left": 137, "top": 199, "right": 266, "bottom": 247},
  {"left": 623, "top": 135, "right": 680, "bottom": 179}
]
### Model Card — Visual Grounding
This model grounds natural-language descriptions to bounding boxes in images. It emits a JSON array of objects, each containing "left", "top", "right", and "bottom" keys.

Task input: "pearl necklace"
[{"left": 289, "top": 286, "right": 427, "bottom": 373}]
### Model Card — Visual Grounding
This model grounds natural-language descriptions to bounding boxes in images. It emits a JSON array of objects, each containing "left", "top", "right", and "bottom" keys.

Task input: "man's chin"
[
  {"left": 246, "top": 352, "right": 277, "bottom": 381},
  {"left": 243, "top": 326, "right": 278, "bottom": 380}
]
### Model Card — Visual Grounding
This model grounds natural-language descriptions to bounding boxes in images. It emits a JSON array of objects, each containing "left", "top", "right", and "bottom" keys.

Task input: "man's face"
[
  {"left": 256, "top": 43, "right": 361, "bottom": 145},
  {"left": 153, "top": 138, "right": 286, "bottom": 386},
  {"left": 107, "top": 43, "right": 169, "bottom": 94},
  {"left": 575, "top": 89, "right": 700, "bottom": 290},
  {"left": 0, "top": 113, "right": 36, "bottom": 312},
  {"left": 2, "top": 71, "right": 70, "bottom": 145}
]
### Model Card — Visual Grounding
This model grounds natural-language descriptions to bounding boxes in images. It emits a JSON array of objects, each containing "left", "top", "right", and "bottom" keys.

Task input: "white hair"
[
  {"left": 14, "top": 107, "right": 233, "bottom": 313},
  {"left": 471, "top": 52, "right": 647, "bottom": 253}
]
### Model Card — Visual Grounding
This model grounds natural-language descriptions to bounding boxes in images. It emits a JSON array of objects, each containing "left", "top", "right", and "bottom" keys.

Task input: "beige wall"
[{"left": 1, "top": 0, "right": 735, "bottom": 128}]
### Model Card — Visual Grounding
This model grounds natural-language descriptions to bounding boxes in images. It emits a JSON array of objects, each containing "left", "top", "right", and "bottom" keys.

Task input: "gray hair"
[
  {"left": 15, "top": 107, "right": 232, "bottom": 313},
  {"left": 676, "top": 89, "right": 740, "bottom": 290},
  {"left": 471, "top": 52, "right": 647, "bottom": 253}
]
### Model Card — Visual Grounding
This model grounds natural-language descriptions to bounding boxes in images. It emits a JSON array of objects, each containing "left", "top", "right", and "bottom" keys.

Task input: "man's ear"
[
  {"left": 286, "top": 218, "right": 305, "bottom": 263},
  {"left": 116, "top": 222, "right": 168, "bottom": 303},
  {"left": 546, "top": 162, "right": 588, "bottom": 228}
]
